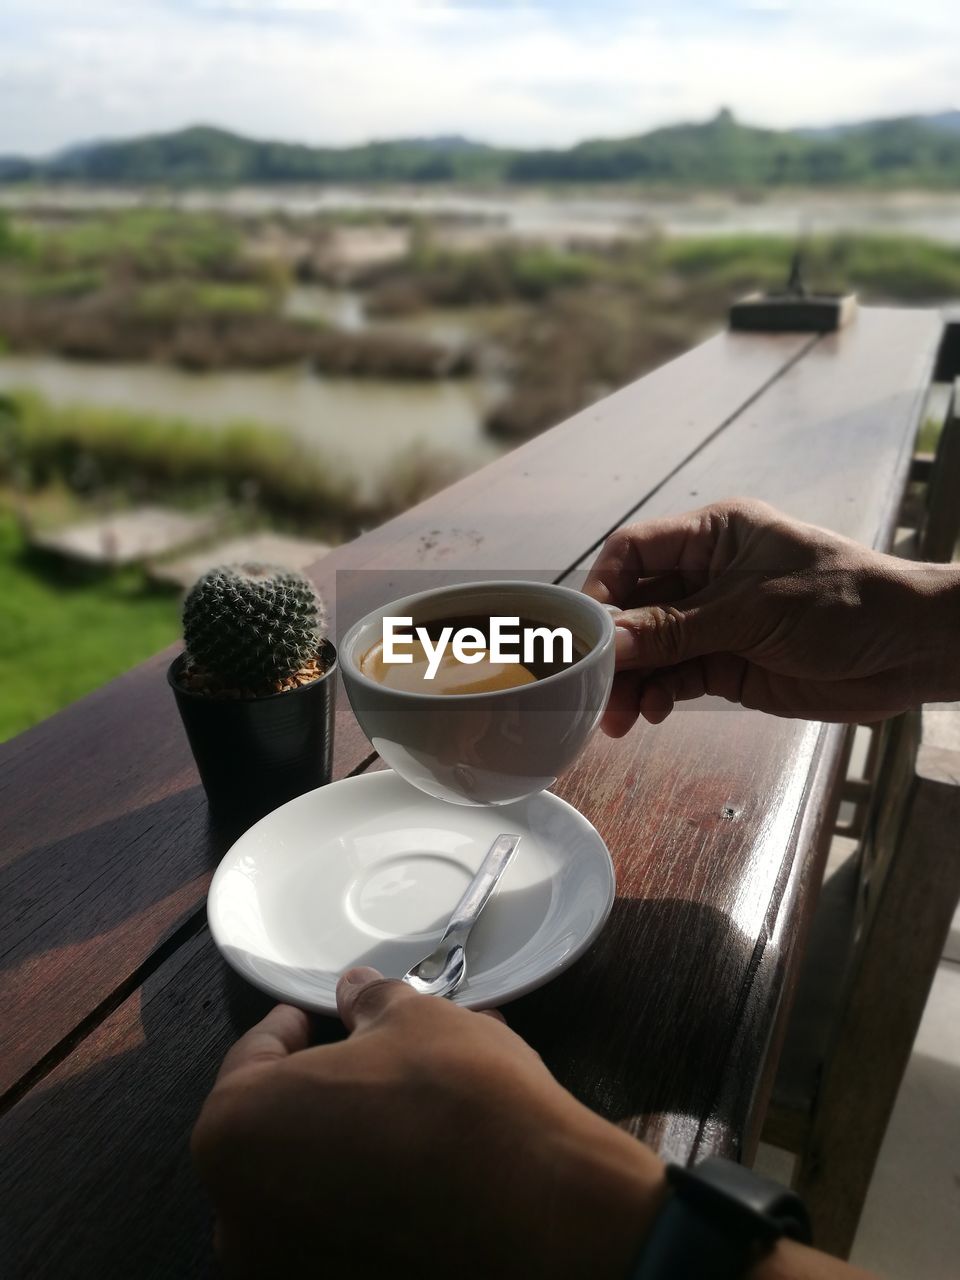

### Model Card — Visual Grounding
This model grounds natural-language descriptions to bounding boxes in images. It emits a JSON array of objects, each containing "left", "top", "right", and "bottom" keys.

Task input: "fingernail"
[
  {"left": 340, "top": 966, "right": 383, "bottom": 987},
  {"left": 615, "top": 625, "right": 639, "bottom": 662}
]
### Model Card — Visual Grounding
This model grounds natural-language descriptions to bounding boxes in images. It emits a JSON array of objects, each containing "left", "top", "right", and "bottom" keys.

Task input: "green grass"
[
  {"left": 657, "top": 233, "right": 960, "bottom": 299},
  {"left": 37, "top": 208, "right": 246, "bottom": 277},
  {"left": 0, "top": 511, "right": 180, "bottom": 742},
  {"left": 917, "top": 417, "right": 944, "bottom": 454},
  {"left": 19, "top": 268, "right": 106, "bottom": 299},
  {"left": 1, "top": 389, "right": 358, "bottom": 523},
  {"left": 133, "top": 279, "right": 275, "bottom": 319},
  {"left": 388, "top": 230, "right": 960, "bottom": 312},
  {"left": 658, "top": 234, "right": 795, "bottom": 275},
  {"left": 0, "top": 210, "right": 35, "bottom": 262}
]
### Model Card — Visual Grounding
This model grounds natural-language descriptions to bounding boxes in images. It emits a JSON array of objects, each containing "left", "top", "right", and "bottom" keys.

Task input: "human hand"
[
  {"left": 584, "top": 499, "right": 960, "bottom": 735},
  {"left": 192, "top": 970, "right": 665, "bottom": 1279}
]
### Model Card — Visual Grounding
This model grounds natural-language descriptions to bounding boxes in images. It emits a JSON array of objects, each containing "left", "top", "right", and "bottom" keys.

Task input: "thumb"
[
  {"left": 613, "top": 601, "right": 735, "bottom": 671},
  {"left": 336, "top": 966, "right": 422, "bottom": 1033},
  {"left": 214, "top": 1004, "right": 312, "bottom": 1083}
]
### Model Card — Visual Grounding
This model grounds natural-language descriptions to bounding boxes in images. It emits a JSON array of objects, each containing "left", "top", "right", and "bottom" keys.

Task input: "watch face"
[
  {"left": 668, "top": 1157, "right": 812, "bottom": 1244},
  {"left": 634, "top": 1162, "right": 811, "bottom": 1279}
]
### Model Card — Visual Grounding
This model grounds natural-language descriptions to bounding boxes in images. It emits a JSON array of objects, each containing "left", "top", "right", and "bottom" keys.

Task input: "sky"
[{"left": 1, "top": 1, "right": 959, "bottom": 156}]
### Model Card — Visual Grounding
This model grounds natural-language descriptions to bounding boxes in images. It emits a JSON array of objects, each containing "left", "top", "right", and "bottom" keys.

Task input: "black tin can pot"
[{"left": 168, "top": 638, "right": 337, "bottom": 824}]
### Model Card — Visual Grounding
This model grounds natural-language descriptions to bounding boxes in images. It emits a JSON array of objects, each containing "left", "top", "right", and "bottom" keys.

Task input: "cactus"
[{"left": 182, "top": 562, "right": 326, "bottom": 690}]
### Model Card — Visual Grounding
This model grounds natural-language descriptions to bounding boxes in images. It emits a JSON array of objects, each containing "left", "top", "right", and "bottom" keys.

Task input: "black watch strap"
[{"left": 631, "top": 1156, "right": 812, "bottom": 1280}]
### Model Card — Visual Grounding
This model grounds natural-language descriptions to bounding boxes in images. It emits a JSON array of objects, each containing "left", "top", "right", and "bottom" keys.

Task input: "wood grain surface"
[
  {"left": 0, "top": 310, "right": 942, "bottom": 1277},
  {"left": 0, "top": 931, "right": 234, "bottom": 1279},
  {"left": 0, "top": 329, "right": 810, "bottom": 1098}
]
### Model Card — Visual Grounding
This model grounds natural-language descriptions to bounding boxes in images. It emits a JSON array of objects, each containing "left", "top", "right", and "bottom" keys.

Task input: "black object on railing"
[{"left": 729, "top": 244, "right": 857, "bottom": 333}]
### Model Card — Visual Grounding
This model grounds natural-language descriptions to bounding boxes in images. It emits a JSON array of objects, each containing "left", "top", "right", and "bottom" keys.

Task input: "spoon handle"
[{"left": 441, "top": 833, "right": 521, "bottom": 947}]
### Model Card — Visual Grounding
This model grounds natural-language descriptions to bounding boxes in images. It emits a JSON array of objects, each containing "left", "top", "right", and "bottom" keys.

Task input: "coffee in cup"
[
  {"left": 341, "top": 581, "right": 615, "bottom": 806},
  {"left": 359, "top": 612, "right": 590, "bottom": 695}
]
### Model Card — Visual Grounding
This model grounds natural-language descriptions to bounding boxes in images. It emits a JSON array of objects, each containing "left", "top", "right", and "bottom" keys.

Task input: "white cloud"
[{"left": 0, "top": 0, "right": 958, "bottom": 154}]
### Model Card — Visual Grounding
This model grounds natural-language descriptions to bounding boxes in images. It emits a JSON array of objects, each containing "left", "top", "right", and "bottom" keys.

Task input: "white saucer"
[{"left": 207, "top": 769, "right": 615, "bottom": 1013}]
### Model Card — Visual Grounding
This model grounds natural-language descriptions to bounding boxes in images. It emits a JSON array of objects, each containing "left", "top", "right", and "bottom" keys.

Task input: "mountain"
[
  {"left": 0, "top": 155, "right": 33, "bottom": 181},
  {"left": 4, "top": 112, "right": 960, "bottom": 188},
  {"left": 507, "top": 110, "right": 960, "bottom": 186},
  {"left": 927, "top": 110, "right": 960, "bottom": 134},
  {"left": 30, "top": 124, "right": 510, "bottom": 185},
  {"left": 799, "top": 109, "right": 960, "bottom": 138},
  {"left": 380, "top": 135, "right": 495, "bottom": 151}
]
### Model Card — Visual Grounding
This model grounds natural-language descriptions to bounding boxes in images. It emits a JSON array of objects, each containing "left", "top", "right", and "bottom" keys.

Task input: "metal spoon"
[{"left": 402, "top": 833, "right": 521, "bottom": 998}]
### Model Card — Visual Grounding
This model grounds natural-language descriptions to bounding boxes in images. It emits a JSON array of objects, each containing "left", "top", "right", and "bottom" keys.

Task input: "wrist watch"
[{"left": 631, "top": 1155, "right": 812, "bottom": 1279}]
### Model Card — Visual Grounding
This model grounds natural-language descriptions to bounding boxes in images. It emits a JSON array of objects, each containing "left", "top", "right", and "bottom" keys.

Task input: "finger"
[
  {"left": 638, "top": 682, "right": 676, "bottom": 725},
  {"left": 337, "top": 966, "right": 422, "bottom": 1033},
  {"left": 638, "top": 661, "right": 708, "bottom": 722},
  {"left": 601, "top": 670, "right": 645, "bottom": 738},
  {"left": 481, "top": 1008, "right": 507, "bottom": 1023},
  {"left": 583, "top": 509, "right": 721, "bottom": 608},
  {"left": 639, "top": 654, "right": 748, "bottom": 718},
  {"left": 613, "top": 593, "right": 751, "bottom": 672},
  {"left": 215, "top": 1004, "right": 312, "bottom": 1082},
  {"left": 616, "top": 572, "right": 695, "bottom": 610}
]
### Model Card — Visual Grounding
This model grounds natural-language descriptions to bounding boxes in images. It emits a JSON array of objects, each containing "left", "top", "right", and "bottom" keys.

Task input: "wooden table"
[{"left": 0, "top": 308, "right": 944, "bottom": 1278}]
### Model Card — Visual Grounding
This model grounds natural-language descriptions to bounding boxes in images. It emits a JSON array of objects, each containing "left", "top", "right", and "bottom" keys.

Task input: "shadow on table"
[
  {"left": 0, "top": 788, "right": 256, "bottom": 982},
  {"left": 218, "top": 868, "right": 558, "bottom": 1009},
  {"left": 506, "top": 895, "right": 759, "bottom": 1154},
  {"left": 0, "top": 896, "right": 753, "bottom": 1278}
]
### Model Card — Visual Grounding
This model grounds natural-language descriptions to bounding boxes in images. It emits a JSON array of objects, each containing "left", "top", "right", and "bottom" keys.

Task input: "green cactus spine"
[{"left": 182, "top": 562, "right": 326, "bottom": 689}]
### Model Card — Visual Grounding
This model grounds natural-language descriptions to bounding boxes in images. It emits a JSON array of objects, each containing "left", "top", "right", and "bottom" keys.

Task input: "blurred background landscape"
[{"left": 2, "top": 1, "right": 960, "bottom": 739}]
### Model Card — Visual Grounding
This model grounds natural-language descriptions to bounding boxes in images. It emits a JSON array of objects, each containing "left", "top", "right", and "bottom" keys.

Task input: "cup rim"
[{"left": 339, "top": 578, "right": 614, "bottom": 704}]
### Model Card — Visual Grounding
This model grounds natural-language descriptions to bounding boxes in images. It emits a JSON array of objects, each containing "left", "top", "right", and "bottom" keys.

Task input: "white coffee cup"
[{"left": 340, "top": 579, "right": 615, "bottom": 806}]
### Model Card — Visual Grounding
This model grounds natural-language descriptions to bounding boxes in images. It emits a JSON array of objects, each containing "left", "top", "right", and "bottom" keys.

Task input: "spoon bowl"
[{"left": 404, "top": 943, "right": 466, "bottom": 997}]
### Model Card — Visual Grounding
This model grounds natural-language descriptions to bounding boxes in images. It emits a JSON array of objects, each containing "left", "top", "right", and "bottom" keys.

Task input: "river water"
[
  {"left": 0, "top": 278, "right": 514, "bottom": 500},
  {"left": 7, "top": 186, "right": 960, "bottom": 244},
  {"left": 3, "top": 189, "right": 957, "bottom": 500},
  {"left": 0, "top": 354, "right": 505, "bottom": 501},
  {"left": 282, "top": 285, "right": 503, "bottom": 349}
]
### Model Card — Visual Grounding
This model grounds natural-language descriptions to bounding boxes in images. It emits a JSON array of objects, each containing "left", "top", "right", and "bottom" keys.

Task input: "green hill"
[
  {"left": 15, "top": 125, "right": 510, "bottom": 186},
  {"left": 4, "top": 111, "right": 960, "bottom": 188},
  {"left": 508, "top": 110, "right": 960, "bottom": 186}
]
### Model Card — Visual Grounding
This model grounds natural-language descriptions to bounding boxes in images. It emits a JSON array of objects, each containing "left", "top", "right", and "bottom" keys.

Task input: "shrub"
[
  {"left": 21, "top": 269, "right": 106, "bottom": 299},
  {"left": 657, "top": 233, "right": 960, "bottom": 301},
  {"left": 0, "top": 389, "right": 358, "bottom": 524},
  {"left": 0, "top": 389, "right": 462, "bottom": 530},
  {"left": 35, "top": 209, "right": 249, "bottom": 280},
  {"left": 133, "top": 280, "right": 275, "bottom": 320}
]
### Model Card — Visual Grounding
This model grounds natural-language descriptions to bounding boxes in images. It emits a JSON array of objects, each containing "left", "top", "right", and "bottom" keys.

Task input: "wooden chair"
[{"left": 760, "top": 380, "right": 960, "bottom": 1258}]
